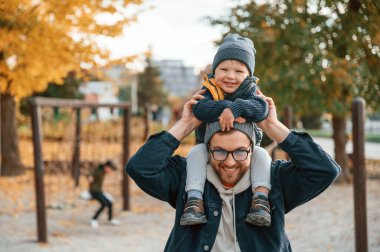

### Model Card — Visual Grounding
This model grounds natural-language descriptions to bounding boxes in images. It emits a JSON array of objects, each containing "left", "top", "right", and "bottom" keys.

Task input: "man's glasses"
[{"left": 209, "top": 148, "right": 252, "bottom": 161}]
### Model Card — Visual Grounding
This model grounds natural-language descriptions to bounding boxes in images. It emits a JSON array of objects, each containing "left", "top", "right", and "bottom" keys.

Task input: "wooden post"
[
  {"left": 72, "top": 108, "right": 81, "bottom": 187},
  {"left": 283, "top": 106, "right": 293, "bottom": 129},
  {"left": 30, "top": 99, "right": 47, "bottom": 243},
  {"left": 143, "top": 104, "right": 150, "bottom": 140},
  {"left": 122, "top": 106, "right": 131, "bottom": 210},
  {"left": 282, "top": 106, "right": 293, "bottom": 160},
  {"left": 351, "top": 97, "right": 368, "bottom": 252}
]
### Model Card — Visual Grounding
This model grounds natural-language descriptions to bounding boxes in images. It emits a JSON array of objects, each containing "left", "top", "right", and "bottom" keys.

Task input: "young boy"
[
  {"left": 89, "top": 160, "right": 120, "bottom": 228},
  {"left": 180, "top": 34, "right": 272, "bottom": 227}
]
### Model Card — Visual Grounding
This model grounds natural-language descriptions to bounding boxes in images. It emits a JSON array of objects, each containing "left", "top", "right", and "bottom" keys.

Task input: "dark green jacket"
[
  {"left": 89, "top": 165, "right": 105, "bottom": 192},
  {"left": 125, "top": 131, "right": 341, "bottom": 252}
]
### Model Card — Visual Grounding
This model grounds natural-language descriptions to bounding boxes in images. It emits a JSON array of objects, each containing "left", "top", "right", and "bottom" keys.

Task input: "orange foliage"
[{"left": 0, "top": 0, "right": 142, "bottom": 99}]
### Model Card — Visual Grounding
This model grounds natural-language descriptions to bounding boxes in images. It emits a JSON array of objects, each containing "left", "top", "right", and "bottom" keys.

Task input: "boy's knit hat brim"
[
  {"left": 212, "top": 34, "right": 256, "bottom": 76},
  {"left": 204, "top": 122, "right": 256, "bottom": 145}
]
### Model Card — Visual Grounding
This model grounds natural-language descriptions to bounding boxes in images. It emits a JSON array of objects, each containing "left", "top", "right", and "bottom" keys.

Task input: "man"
[{"left": 125, "top": 91, "right": 341, "bottom": 251}]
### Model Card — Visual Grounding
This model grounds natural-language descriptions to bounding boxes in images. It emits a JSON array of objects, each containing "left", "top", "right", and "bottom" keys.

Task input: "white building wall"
[
  {"left": 157, "top": 60, "right": 200, "bottom": 97},
  {"left": 79, "top": 81, "right": 119, "bottom": 121}
]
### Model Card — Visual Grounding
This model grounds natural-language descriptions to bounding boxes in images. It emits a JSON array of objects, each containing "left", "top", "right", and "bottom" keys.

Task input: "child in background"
[
  {"left": 180, "top": 34, "right": 272, "bottom": 227},
  {"left": 89, "top": 160, "right": 121, "bottom": 228}
]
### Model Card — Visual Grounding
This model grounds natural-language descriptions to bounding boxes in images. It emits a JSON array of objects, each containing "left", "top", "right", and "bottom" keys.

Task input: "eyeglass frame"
[{"left": 208, "top": 145, "right": 253, "bottom": 161}]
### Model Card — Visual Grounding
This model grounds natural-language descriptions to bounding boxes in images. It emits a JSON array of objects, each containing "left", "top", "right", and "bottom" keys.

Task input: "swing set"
[{"left": 29, "top": 97, "right": 131, "bottom": 243}]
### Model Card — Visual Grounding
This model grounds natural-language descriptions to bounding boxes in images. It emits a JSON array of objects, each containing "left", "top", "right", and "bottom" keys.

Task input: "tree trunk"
[
  {"left": 1, "top": 93, "right": 25, "bottom": 176},
  {"left": 332, "top": 114, "right": 351, "bottom": 182}
]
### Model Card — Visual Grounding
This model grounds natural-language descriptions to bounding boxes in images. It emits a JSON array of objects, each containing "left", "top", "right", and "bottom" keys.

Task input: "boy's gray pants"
[{"left": 185, "top": 143, "right": 272, "bottom": 194}]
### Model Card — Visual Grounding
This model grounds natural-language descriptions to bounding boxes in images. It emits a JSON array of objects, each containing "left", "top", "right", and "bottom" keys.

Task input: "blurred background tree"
[
  {"left": 18, "top": 71, "right": 84, "bottom": 116},
  {"left": 137, "top": 51, "right": 167, "bottom": 109},
  {"left": 210, "top": 0, "right": 380, "bottom": 181},
  {"left": 0, "top": 0, "right": 142, "bottom": 176}
]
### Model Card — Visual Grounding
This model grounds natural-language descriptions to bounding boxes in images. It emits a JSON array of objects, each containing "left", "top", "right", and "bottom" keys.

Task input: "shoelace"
[{"left": 183, "top": 199, "right": 201, "bottom": 212}]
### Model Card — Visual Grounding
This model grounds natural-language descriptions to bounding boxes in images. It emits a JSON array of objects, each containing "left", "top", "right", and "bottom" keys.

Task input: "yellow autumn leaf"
[{"left": 0, "top": 0, "right": 142, "bottom": 99}]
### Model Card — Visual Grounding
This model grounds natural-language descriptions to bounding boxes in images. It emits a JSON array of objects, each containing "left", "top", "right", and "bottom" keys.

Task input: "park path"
[
  {"left": 313, "top": 137, "right": 380, "bottom": 160},
  {"left": 1, "top": 136, "right": 379, "bottom": 252},
  {"left": 1, "top": 178, "right": 380, "bottom": 252}
]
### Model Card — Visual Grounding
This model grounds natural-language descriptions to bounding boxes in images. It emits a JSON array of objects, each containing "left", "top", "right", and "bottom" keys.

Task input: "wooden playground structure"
[{"left": 29, "top": 97, "right": 131, "bottom": 243}]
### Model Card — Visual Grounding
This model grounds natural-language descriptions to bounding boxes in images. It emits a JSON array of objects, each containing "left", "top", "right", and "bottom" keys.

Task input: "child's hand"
[
  {"left": 219, "top": 108, "right": 234, "bottom": 131},
  {"left": 234, "top": 117, "right": 246, "bottom": 123}
]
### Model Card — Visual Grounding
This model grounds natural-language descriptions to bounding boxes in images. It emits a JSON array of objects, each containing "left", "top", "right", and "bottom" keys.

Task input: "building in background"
[
  {"left": 103, "top": 65, "right": 139, "bottom": 114},
  {"left": 79, "top": 81, "right": 119, "bottom": 120},
  {"left": 156, "top": 60, "right": 200, "bottom": 97},
  {"left": 103, "top": 64, "right": 125, "bottom": 81}
]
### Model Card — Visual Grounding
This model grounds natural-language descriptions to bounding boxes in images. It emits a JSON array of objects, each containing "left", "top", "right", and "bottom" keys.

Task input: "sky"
[{"left": 98, "top": 0, "right": 237, "bottom": 72}]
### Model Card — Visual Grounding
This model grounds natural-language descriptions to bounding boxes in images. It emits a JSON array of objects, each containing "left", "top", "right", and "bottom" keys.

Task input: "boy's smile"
[{"left": 214, "top": 60, "right": 250, "bottom": 94}]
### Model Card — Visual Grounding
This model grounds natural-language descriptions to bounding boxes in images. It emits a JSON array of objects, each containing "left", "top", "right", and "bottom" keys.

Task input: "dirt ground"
[
  {"left": 1, "top": 171, "right": 380, "bottom": 252},
  {"left": 2, "top": 127, "right": 380, "bottom": 252}
]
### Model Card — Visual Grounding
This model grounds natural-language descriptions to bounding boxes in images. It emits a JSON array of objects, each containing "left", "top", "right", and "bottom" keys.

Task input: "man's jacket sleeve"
[
  {"left": 125, "top": 131, "right": 184, "bottom": 208},
  {"left": 274, "top": 131, "right": 341, "bottom": 213}
]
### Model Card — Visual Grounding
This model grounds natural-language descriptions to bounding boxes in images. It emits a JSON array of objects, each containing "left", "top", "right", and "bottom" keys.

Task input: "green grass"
[
  {"left": 366, "top": 133, "right": 380, "bottom": 143},
  {"left": 304, "top": 129, "right": 332, "bottom": 138},
  {"left": 304, "top": 129, "right": 380, "bottom": 143}
]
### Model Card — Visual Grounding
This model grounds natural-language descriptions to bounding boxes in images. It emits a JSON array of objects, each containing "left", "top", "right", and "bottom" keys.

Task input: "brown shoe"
[
  {"left": 180, "top": 197, "right": 207, "bottom": 226},
  {"left": 245, "top": 195, "right": 271, "bottom": 226}
]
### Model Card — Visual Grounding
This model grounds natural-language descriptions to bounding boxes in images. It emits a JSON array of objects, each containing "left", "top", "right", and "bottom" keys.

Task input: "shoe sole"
[
  {"left": 245, "top": 213, "right": 271, "bottom": 226},
  {"left": 180, "top": 216, "right": 207, "bottom": 226}
]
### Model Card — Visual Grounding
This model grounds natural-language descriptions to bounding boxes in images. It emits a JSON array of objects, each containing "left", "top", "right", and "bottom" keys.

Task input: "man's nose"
[{"left": 223, "top": 153, "right": 237, "bottom": 166}]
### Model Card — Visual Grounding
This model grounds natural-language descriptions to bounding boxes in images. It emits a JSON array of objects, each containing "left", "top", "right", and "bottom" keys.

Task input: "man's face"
[
  {"left": 208, "top": 130, "right": 251, "bottom": 186},
  {"left": 214, "top": 60, "right": 249, "bottom": 94}
]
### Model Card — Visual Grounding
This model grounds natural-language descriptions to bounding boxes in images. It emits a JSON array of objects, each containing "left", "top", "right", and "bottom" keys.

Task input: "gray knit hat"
[
  {"left": 212, "top": 34, "right": 256, "bottom": 76},
  {"left": 204, "top": 121, "right": 256, "bottom": 145}
]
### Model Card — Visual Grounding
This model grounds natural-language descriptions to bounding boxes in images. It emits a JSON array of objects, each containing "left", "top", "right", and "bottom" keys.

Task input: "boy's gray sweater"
[{"left": 193, "top": 75, "right": 269, "bottom": 144}]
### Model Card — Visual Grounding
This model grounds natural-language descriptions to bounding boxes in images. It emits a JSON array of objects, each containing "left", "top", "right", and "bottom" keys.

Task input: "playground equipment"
[
  {"left": 29, "top": 97, "right": 131, "bottom": 243},
  {"left": 352, "top": 97, "right": 368, "bottom": 252}
]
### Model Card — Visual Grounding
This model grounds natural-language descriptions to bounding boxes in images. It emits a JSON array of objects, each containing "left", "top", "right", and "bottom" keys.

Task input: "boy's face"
[{"left": 214, "top": 60, "right": 249, "bottom": 94}]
